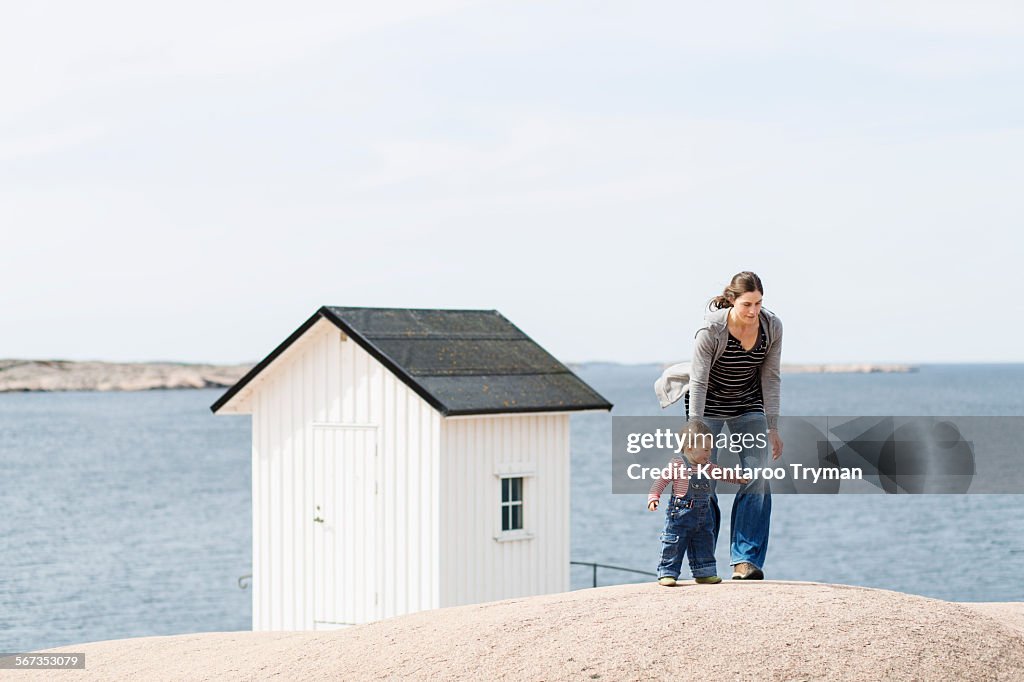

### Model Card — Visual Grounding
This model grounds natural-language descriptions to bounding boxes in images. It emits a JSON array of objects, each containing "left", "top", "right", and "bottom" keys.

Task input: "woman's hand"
[
  {"left": 769, "top": 429, "right": 784, "bottom": 460},
  {"left": 648, "top": 500, "right": 659, "bottom": 511}
]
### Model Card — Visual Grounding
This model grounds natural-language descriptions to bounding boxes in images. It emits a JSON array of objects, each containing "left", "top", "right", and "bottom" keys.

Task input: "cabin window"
[{"left": 500, "top": 476, "right": 524, "bottom": 531}]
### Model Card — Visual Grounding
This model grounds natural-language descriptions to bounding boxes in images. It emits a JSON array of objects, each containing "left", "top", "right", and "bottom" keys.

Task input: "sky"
[{"left": 2, "top": 1, "right": 1022, "bottom": 365}]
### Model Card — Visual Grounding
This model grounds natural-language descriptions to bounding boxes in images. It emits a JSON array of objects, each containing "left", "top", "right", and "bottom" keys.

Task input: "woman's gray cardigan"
[{"left": 688, "top": 307, "right": 783, "bottom": 429}]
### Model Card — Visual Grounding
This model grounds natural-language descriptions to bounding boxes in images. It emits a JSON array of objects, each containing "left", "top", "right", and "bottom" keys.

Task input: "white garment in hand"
[{"left": 654, "top": 361, "right": 691, "bottom": 409}]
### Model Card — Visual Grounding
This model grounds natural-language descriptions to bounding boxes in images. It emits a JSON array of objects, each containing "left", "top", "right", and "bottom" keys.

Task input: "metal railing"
[
  {"left": 239, "top": 563, "right": 655, "bottom": 591},
  {"left": 570, "top": 561, "right": 656, "bottom": 588}
]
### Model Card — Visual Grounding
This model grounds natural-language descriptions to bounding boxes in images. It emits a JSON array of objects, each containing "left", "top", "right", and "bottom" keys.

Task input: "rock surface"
[{"left": 17, "top": 582, "right": 1024, "bottom": 681}]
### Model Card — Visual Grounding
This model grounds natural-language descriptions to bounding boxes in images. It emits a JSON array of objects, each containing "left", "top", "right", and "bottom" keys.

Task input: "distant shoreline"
[
  {"left": 1, "top": 358, "right": 920, "bottom": 393},
  {"left": 573, "top": 361, "right": 919, "bottom": 374},
  {"left": 779, "top": 362, "right": 917, "bottom": 374}
]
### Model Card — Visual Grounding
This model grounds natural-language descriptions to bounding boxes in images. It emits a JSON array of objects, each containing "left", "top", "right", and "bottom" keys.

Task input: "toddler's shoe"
[
  {"left": 694, "top": 576, "right": 722, "bottom": 584},
  {"left": 657, "top": 576, "right": 677, "bottom": 586}
]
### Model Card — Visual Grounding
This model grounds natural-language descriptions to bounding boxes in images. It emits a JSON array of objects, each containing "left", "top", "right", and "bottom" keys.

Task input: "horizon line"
[{"left": 3, "top": 357, "right": 1023, "bottom": 367}]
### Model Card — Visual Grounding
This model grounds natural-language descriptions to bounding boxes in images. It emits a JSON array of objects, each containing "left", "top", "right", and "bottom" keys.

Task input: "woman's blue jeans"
[{"left": 701, "top": 411, "right": 772, "bottom": 570}]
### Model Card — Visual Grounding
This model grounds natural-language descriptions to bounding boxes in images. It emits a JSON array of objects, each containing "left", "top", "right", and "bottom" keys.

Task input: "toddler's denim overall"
[{"left": 655, "top": 477, "right": 718, "bottom": 580}]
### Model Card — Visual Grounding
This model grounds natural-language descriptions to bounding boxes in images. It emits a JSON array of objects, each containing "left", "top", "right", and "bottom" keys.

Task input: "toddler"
[{"left": 648, "top": 418, "right": 748, "bottom": 586}]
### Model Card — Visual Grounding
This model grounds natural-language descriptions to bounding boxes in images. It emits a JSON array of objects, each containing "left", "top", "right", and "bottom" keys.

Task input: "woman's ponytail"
[
  {"left": 709, "top": 293, "right": 733, "bottom": 310},
  {"left": 708, "top": 271, "right": 764, "bottom": 311}
]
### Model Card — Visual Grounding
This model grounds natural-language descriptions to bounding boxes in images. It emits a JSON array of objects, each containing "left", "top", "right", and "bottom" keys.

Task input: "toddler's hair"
[{"left": 678, "top": 418, "right": 714, "bottom": 452}]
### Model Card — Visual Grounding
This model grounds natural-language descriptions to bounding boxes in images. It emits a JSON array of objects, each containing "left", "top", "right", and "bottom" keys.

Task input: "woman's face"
[{"left": 731, "top": 291, "right": 762, "bottom": 322}]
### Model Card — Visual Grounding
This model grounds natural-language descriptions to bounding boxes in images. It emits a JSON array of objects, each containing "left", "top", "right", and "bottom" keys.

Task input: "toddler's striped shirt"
[{"left": 648, "top": 458, "right": 725, "bottom": 504}]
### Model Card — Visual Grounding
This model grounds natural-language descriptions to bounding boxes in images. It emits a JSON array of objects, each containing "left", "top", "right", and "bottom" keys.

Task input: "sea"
[{"left": 2, "top": 364, "right": 1023, "bottom": 653}]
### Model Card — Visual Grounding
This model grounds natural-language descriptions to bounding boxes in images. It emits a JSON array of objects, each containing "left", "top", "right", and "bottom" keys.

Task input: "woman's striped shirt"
[{"left": 701, "top": 321, "right": 768, "bottom": 418}]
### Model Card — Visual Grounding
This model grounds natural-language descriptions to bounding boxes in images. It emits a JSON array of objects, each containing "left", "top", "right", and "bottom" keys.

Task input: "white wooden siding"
[
  {"left": 250, "top": 319, "right": 441, "bottom": 630},
  {"left": 439, "top": 414, "right": 571, "bottom": 607}
]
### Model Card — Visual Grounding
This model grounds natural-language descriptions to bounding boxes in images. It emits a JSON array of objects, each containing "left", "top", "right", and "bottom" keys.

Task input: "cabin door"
[{"left": 311, "top": 424, "right": 381, "bottom": 628}]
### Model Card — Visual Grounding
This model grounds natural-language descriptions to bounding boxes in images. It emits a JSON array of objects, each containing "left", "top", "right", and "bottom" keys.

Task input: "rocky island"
[{"left": 0, "top": 359, "right": 253, "bottom": 393}]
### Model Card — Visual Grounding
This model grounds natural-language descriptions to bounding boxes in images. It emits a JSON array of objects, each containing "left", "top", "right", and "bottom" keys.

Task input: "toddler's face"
[{"left": 684, "top": 443, "right": 712, "bottom": 465}]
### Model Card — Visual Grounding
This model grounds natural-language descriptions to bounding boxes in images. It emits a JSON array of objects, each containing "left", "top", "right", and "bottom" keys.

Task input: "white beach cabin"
[{"left": 211, "top": 306, "right": 612, "bottom": 631}]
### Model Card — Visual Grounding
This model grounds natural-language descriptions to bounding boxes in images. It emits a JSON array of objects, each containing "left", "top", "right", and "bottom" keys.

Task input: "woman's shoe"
[
  {"left": 694, "top": 576, "right": 722, "bottom": 584},
  {"left": 658, "top": 576, "right": 677, "bottom": 586},
  {"left": 731, "top": 562, "right": 764, "bottom": 580}
]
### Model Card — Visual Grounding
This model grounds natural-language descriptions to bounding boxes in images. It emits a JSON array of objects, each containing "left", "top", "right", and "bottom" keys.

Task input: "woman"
[{"left": 687, "top": 271, "right": 784, "bottom": 580}]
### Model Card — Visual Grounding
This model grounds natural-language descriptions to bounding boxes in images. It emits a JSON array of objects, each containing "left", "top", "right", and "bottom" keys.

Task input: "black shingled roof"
[{"left": 210, "top": 306, "right": 613, "bottom": 416}]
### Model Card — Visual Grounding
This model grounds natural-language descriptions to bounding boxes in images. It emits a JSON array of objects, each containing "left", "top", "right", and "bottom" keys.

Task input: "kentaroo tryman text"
[{"left": 627, "top": 463, "right": 863, "bottom": 483}]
